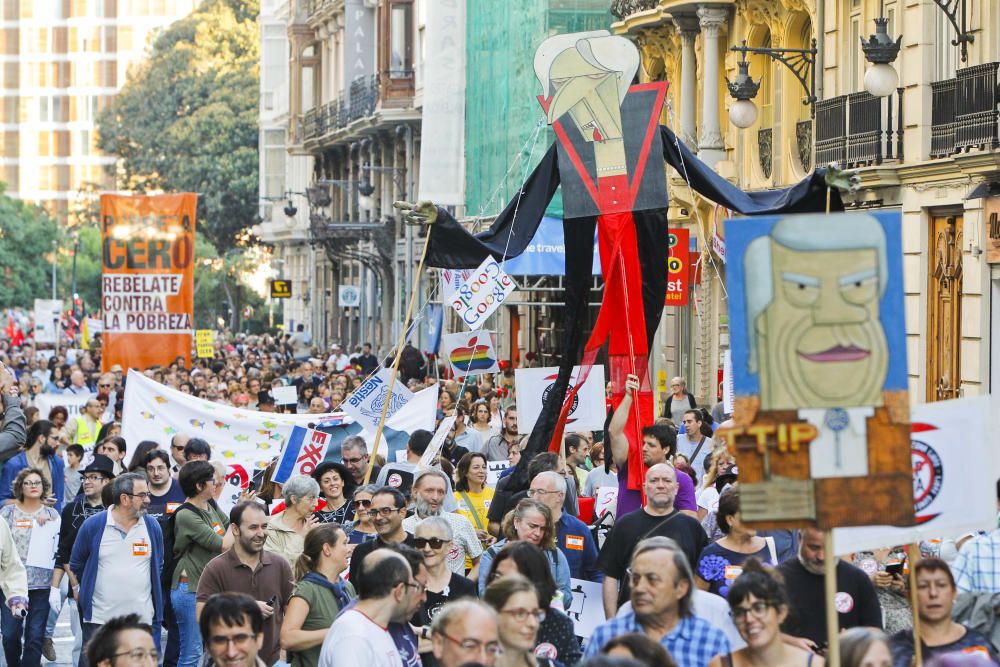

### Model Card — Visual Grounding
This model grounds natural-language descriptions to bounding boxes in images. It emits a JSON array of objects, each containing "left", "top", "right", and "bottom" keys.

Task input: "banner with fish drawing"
[{"left": 121, "top": 371, "right": 438, "bottom": 511}]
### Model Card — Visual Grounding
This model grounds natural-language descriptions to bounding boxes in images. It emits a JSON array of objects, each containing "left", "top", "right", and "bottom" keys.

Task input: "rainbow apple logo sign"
[{"left": 443, "top": 331, "right": 500, "bottom": 377}]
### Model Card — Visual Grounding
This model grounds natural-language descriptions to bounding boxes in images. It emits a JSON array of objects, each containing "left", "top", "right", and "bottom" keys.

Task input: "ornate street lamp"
[{"left": 726, "top": 40, "right": 817, "bottom": 128}]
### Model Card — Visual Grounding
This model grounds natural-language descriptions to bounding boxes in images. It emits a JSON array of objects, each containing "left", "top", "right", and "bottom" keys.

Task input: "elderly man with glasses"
[
  {"left": 69, "top": 472, "right": 165, "bottom": 667},
  {"left": 430, "top": 599, "right": 500, "bottom": 667}
]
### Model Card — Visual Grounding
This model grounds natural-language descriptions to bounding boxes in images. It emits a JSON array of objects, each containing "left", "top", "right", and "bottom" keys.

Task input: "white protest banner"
[
  {"left": 487, "top": 460, "right": 509, "bottom": 486},
  {"left": 342, "top": 368, "right": 415, "bottom": 432},
  {"left": 272, "top": 426, "right": 332, "bottom": 483},
  {"left": 515, "top": 366, "right": 606, "bottom": 435},
  {"left": 123, "top": 372, "right": 437, "bottom": 508},
  {"left": 441, "top": 331, "right": 500, "bottom": 377},
  {"left": 33, "top": 299, "right": 62, "bottom": 344},
  {"left": 833, "top": 396, "right": 997, "bottom": 555},
  {"left": 722, "top": 349, "right": 734, "bottom": 415},
  {"left": 420, "top": 416, "right": 457, "bottom": 467},
  {"left": 449, "top": 257, "right": 517, "bottom": 330},
  {"left": 35, "top": 392, "right": 95, "bottom": 419},
  {"left": 594, "top": 486, "right": 618, "bottom": 519},
  {"left": 567, "top": 578, "right": 605, "bottom": 639},
  {"left": 271, "top": 385, "right": 298, "bottom": 406}
]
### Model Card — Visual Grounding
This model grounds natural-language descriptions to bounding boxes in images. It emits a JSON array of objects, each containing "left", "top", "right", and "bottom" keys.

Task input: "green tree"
[
  {"left": 96, "top": 0, "right": 259, "bottom": 253},
  {"left": 0, "top": 184, "right": 61, "bottom": 308}
]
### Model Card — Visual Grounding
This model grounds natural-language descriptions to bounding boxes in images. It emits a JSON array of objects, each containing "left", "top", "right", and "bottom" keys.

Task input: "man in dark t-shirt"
[
  {"left": 597, "top": 463, "right": 707, "bottom": 617},
  {"left": 779, "top": 527, "right": 882, "bottom": 646},
  {"left": 144, "top": 451, "right": 186, "bottom": 519}
]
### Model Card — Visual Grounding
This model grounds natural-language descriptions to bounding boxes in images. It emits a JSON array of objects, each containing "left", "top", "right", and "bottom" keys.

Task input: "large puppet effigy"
[{"left": 397, "top": 31, "right": 854, "bottom": 494}]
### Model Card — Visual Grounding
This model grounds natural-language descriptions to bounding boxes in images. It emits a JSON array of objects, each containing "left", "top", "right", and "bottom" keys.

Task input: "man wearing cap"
[{"left": 48, "top": 454, "right": 115, "bottom": 665}]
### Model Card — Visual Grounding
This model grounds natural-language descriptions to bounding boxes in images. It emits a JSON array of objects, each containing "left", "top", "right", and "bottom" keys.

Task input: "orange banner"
[{"left": 100, "top": 193, "right": 196, "bottom": 372}]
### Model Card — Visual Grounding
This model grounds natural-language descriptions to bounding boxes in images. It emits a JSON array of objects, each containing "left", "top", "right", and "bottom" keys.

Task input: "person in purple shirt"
[{"left": 608, "top": 374, "right": 697, "bottom": 517}]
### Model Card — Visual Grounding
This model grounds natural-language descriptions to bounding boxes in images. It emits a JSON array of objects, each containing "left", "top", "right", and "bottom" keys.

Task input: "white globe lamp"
[{"left": 729, "top": 99, "right": 759, "bottom": 129}]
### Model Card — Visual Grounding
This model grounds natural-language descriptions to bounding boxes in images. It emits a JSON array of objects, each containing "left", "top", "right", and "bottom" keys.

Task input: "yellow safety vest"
[{"left": 73, "top": 415, "right": 98, "bottom": 447}]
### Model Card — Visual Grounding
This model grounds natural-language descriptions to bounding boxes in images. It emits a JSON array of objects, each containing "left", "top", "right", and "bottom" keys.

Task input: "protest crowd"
[{"left": 0, "top": 317, "right": 994, "bottom": 667}]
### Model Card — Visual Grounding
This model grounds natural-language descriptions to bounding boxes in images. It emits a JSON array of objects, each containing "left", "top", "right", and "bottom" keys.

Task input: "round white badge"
[
  {"left": 387, "top": 473, "right": 403, "bottom": 488},
  {"left": 534, "top": 643, "right": 558, "bottom": 660},
  {"left": 834, "top": 592, "right": 854, "bottom": 613}
]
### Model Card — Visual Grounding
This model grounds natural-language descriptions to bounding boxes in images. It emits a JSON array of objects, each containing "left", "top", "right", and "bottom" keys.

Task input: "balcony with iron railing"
[
  {"left": 815, "top": 89, "right": 904, "bottom": 169},
  {"left": 930, "top": 62, "right": 1000, "bottom": 159},
  {"left": 301, "top": 74, "right": 381, "bottom": 143}
]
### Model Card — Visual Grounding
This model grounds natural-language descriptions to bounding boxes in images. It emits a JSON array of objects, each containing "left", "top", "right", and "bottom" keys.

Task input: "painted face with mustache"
[{"left": 755, "top": 242, "right": 888, "bottom": 409}]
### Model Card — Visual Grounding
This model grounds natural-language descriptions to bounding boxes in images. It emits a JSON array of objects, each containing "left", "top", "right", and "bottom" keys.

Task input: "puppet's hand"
[
  {"left": 823, "top": 162, "right": 861, "bottom": 194},
  {"left": 393, "top": 200, "right": 438, "bottom": 225}
]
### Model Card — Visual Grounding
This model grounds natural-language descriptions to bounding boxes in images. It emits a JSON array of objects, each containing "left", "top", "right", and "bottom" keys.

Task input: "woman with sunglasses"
[
  {"left": 413, "top": 517, "right": 477, "bottom": 666},
  {"left": 346, "top": 484, "right": 379, "bottom": 544},
  {"left": 487, "top": 541, "right": 582, "bottom": 667},
  {"left": 310, "top": 462, "right": 355, "bottom": 526},
  {"left": 727, "top": 559, "right": 822, "bottom": 667},
  {"left": 281, "top": 524, "right": 354, "bottom": 667},
  {"left": 484, "top": 575, "right": 561, "bottom": 667}
]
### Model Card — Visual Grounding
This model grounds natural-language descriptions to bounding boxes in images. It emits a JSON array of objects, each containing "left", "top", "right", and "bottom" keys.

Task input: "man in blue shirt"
[
  {"left": 527, "top": 470, "right": 601, "bottom": 581},
  {"left": 584, "top": 536, "right": 729, "bottom": 667}
]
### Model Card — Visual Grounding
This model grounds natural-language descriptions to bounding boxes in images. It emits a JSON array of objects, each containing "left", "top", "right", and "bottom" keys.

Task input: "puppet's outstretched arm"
[
  {"left": 660, "top": 125, "right": 858, "bottom": 215},
  {"left": 397, "top": 143, "right": 561, "bottom": 270}
]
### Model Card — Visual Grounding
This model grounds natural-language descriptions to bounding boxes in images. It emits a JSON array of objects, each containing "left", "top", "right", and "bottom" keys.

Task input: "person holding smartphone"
[{"left": 853, "top": 548, "right": 911, "bottom": 635}]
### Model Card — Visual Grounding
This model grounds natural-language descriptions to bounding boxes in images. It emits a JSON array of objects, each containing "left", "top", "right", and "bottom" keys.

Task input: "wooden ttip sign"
[{"left": 101, "top": 193, "right": 196, "bottom": 371}]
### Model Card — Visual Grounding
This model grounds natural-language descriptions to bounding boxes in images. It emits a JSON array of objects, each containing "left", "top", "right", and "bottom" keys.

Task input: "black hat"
[
  {"left": 83, "top": 454, "right": 116, "bottom": 479},
  {"left": 311, "top": 461, "right": 357, "bottom": 497},
  {"left": 257, "top": 390, "right": 275, "bottom": 406}
]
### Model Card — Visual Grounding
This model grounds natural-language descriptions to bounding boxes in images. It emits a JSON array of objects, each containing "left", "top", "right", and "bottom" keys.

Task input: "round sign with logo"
[
  {"left": 339, "top": 285, "right": 361, "bottom": 307},
  {"left": 912, "top": 438, "right": 943, "bottom": 512}
]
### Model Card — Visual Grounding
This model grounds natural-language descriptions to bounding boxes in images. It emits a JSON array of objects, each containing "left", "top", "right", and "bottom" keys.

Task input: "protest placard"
[
  {"left": 342, "top": 369, "right": 415, "bottom": 432},
  {"left": 515, "top": 366, "right": 606, "bottom": 435},
  {"left": 449, "top": 257, "right": 517, "bottom": 330},
  {"left": 487, "top": 460, "right": 509, "bottom": 486}
]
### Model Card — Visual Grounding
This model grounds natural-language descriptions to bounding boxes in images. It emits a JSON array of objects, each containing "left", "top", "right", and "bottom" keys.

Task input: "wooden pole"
[
  {"left": 908, "top": 543, "right": 923, "bottom": 667},
  {"left": 360, "top": 230, "right": 434, "bottom": 487},
  {"left": 824, "top": 530, "right": 841, "bottom": 667}
]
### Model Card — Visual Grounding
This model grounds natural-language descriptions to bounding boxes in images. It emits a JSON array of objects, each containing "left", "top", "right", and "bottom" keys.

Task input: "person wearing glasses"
[
  {"left": 264, "top": 475, "right": 320, "bottom": 566},
  {"left": 430, "top": 599, "right": 501, "bottom": 667},
  {"left": 412, "top": 517, "right": 477, "bottom": 649},
  {"left": 70, "top": 472, "right": 165, "bottom": 667},
  {"left": 169, "top": 434, "right": 190, "bottom": 478},
  {"left": 725, "top": 559, "right": 821, "bottom": 667},
  {"left": 346, "top": 485, "right": 379, "bottom": 544},
  {"left": 320, "top": 549, "right": 419, "bottom": 667},
  {"left": 83, "top": 613, "right": 158, "bottom": 667},
  {"left": 478, "top": 499, "right": 573, "bottom": 608},
  {"left": 197, "top": 502, "right": 293, "bottom": 667},
  {"left": 49, "top": 454, "right": 115, "bottom": 666},
  {"left": 199, "top": 593, "right": 266, "bottom": 667},
  {"left": 280, "top": 525, "right": 354, "bottom": 667},
  {"left": 348, "top": 488, "right": 415, "bottom": 585},
  {"left": 484, "top": 575, "right": 559, "bottom": 667},
  {"left": 168, "top": 461, "right": 234, "bottom": 667},
  {"left": 340, "top": 436, "right": 380, "bottom": 487},
  {"left": 0, "top": 420, "right": 64, "bottom": 511},
  {"left": 584, "top": 537, "right": 730, "bottom": 667},
  {"left": 486, "top": 541, "right": 582, "bottom": 667},
  {"left": 0, "top": 468, "right": 60, "bottom": 667}
]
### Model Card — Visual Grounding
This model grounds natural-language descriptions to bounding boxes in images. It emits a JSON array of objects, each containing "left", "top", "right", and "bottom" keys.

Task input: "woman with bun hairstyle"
[
  {"left": 726, "top": 558, "right": 824, "bottom": 667},
  {"left": 280, "top": 524, "right": 354, "bottom": 667}
]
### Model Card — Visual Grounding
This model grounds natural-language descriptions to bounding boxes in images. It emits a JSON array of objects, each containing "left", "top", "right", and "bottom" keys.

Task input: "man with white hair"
[
  {"left": 528, "top": 470, "right": 601, "bottom": 581},
  {"left": 397, "top": 29, "right": 849, "bottom": 495},
  {"left": 402, "top": 469, "right": 482, "bottom": 576}
]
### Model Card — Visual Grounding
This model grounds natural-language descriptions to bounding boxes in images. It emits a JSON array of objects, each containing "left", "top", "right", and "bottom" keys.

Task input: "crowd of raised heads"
[{"left": 0, "top": 327, "right": 995, "bottom": 667}]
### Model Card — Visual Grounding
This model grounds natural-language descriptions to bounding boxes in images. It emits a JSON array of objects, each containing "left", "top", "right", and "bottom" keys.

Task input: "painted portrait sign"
[{"left": 721, "top": 211, "right": 914, "bottom": 530}]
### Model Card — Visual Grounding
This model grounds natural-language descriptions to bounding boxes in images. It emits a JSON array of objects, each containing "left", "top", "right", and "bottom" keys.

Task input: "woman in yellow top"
[{"left": 454, "top": 452, "right": 495, "bottom": 569}]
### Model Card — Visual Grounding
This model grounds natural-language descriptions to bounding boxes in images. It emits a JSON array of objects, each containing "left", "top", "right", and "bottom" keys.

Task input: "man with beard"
[
  {"left": 144, "top": 450, "right": 185, "bottom": 519},
  {"left": 196, "top": 502, "right": 293, "bottom": 667},
  {"left": 584, "top": 536, "right": 729, "bottom": 667},
  {"left": 779, "top": 526, "right": 882, "bottom": 650},
  {"left": 70, "top": 472, "right": 165, "bottom": 666},
  {"left": 598, "top": 463, "right": 707, "bottom": 617},
  {"left": 402, "top": 470, "right": 482, "bottom": 576},
  {"left": 349, "top": 488, "right": 416, "bottom": 585},
  {"left": 47, "top": 454, "right": 115, "bottom": 665},
  {"left": 0, "top": 419, "right": 65, "bottom": 509},
  {"left": 481, "top": 407, "right": 519, "bottom": 462}
]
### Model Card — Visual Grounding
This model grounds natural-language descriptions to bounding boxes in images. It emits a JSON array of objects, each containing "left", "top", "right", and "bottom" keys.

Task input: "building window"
[
  {"left": 389, "top": 1, "right": 412, "bottom": 77},
  {"left": 262, "top": 129, "right": 286, "bottom": 199}
]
